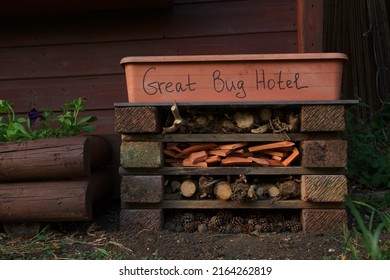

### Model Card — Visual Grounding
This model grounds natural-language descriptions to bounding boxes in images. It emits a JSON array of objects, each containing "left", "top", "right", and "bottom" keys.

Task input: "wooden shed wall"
[{"left": 0, "top": 0, "right": 323, "bottom": 195}]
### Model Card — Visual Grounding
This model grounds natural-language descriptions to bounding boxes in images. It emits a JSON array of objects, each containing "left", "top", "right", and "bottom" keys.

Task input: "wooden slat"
[
  {"left": 0, "top": 33, "right": 297, "bottom": 81},
  {"left": 122, "top": 200, "right": 345, "bottom": 209},
  {"left": 120, "top": 132, "right": 342, "bottom": 142},
  {"left": 0, "top": 0, "right": 296, "bottom": 47},
  {"left": 119, "top": 166, "right": 347, "bottom": 176},
  {"left": 0, "top": 0, "right": 172, "bottom": 17},
  {"left": 297, "top": 0, "right": 323, "bottom": 52}
]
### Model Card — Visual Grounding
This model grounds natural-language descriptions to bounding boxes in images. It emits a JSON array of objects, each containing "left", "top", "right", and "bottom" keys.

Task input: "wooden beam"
[
  {"left": 119, "top": 166, "right": 347, "bottom": 176},
  {"left": 297, "top": 0, "right": 324, "bottom": 52},
  {"left": 122, "top": 200, "right": 345, "bottom": 209}
]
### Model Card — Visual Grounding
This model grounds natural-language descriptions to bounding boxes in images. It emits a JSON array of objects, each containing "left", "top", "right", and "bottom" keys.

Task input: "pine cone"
[
  {"left": 259, "top": 218, "right": 271, "bottom": 232},
  {"left": 243, "top": 218, "right": 257, "bottom": 233},
  {"left": 231, "top": 216, "right": 244, "bottom": 227},
  {"left": 207, "top": 215, "right": 224, "bottom": 231},
  {"left": 216, "top": 211, "right": 233, "bottom": 222},
  {"left": 290, "top": 220, "right": 302, "bottom": 233}
]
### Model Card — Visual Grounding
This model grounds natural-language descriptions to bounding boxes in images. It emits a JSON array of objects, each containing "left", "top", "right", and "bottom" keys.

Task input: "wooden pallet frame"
[{"left": 115, "top": 101, "right": 357, "bottom": 233}]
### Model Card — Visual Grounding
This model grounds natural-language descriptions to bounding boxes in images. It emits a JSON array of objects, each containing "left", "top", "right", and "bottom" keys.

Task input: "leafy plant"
[
  {"left": 0, "top": 97, "right": 96, "bottom": 142},
  {"left": 344, "top": 195, "right": 389, "bottom": 259},
  {"left": 344, "top": 103, "right": 390, "bottom": 189}
]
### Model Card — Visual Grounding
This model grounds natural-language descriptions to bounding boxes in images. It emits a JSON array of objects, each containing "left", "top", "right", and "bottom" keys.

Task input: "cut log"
[
  {"left": 214, "top": 181, "right": 233, "bottom": 200},
  {"left": 0, "top": 137, "right": 91, "bottom": 182},
  {"left": 0, "top": 179, "right": 92, "bottom": 222},
  {"left": 248, "top": 141, "right": 295, "bottom": 152},
  {"left": 268, "top": 186, "right": 281, "bottom": 198},
  {"left": 180, "top": 179, "right": 198, "bottom": 198},
  {"left": 277, "top": 180, "right": 300, "bottom": 199},
  {"left": 247, "top": 184, "right": 258, "bottom": 200},
  {"left": 259, "top": 108, "right": 272, "bottom": 122},
  {"left": 233, "top": 112, "right": 254, "bottom": 129},
  {"left": 199, "top": 176, "right": 219, "bottom": 199}
]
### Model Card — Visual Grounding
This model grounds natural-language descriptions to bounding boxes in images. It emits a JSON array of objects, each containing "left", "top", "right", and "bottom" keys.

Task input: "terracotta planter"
[{"left": 120, "top": 53, "right": 348, "bottom": 104}]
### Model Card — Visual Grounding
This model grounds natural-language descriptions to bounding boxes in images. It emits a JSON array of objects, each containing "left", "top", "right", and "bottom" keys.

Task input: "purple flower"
[{"left": 28, "top": 108, "right": 44, "bottom": 125}]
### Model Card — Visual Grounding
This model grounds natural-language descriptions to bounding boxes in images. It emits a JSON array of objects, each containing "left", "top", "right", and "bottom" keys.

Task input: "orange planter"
[{"left": 120, "top": 53, "right": 348, "bottom": 104}]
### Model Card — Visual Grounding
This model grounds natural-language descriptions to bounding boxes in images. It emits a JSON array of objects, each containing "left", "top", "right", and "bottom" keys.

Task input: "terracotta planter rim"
[{"left": 120, "top": 53, "right": 348, "bottom": 65}]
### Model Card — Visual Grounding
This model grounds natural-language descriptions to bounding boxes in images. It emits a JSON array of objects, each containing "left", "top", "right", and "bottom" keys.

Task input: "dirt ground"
[{"left": 1, "top": 195, "right": 389, "bottom": 260}]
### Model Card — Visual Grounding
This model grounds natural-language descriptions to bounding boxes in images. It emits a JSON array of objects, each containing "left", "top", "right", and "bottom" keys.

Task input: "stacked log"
[{"left": 0, "top": 136, "right": 113, "bottom": 230}]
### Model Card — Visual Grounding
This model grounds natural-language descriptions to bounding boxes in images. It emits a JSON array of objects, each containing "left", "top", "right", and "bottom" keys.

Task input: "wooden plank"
[
  {"left": 119, "top": 166, "right": 347, "bottom": 176},
  {"left": 120, "top": 132, "right": 343, "bottom": 142},
  {"left": 0, "top": 33, "right": 297, "bottom": 81},
  {"left": 300, "top": 105, "right": 345, "bottom": 132},
  {"left": 297, "top": 0, "right": 323, "bottom": 52},
  {"left": 120, "top": 141, "right": 163, "bottom": 168},
  {"left": 121, "top": 176, "right": 164, "bottom": 203},
  {"left": 0, "top": 75, "right": 127, "bottom": 113},
  {"left": 119, "top": 209, "right": 163, "bottom": 231},
  {"left": 301, "top": 209, "right": 347, "bottom": 233},
  {"left": 115, "top": 107, "right": 161, "bottom": 133},
  {"left": 115, "top": 100, "right": 359, "bottom": 107},
  {"left": 122, "top": 200, "right": 345, "bottom": 209},
  {"left": 301, "top": 175, "right": 347, "bottom": 202},
  {"left": 301, "top": 140, "right": 348, "bottom": 168},
  {"left": 0, "top": 0, "right": 172, "bottom": 17},
  {"left": 0, "top": 0, "right": 296, "bottom": 47}
]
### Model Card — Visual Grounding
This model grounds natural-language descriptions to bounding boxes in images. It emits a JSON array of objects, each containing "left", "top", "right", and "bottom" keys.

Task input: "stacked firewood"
[
  {"left": 164, "top": 210, "right": 302, "bottom": 234},
  {"left": 165, "top": 175, "right": 300, "bottom": 202},
  {"left": 164, "top": 141, "right": 300, "bottom": 167}
]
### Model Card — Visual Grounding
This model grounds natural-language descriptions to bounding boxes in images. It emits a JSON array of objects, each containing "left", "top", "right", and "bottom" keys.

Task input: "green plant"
[
  {"left": 0, "top": 97, "right": 96, "bottom": 142},
  {"left": 344, "top": 103, "right": 390, "bottom": 189},
  {"left": 344, "top": 196, "right": 389, "bottom": 259}
]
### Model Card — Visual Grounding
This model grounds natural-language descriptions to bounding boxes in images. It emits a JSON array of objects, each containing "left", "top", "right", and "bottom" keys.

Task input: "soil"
[{"left": 1, "top": 191, "right": 389, "bottom": 260}]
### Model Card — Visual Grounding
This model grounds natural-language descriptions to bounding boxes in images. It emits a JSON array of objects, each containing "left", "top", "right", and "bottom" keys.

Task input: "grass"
[
  {"left": 342, "top": 196, "right": 390, "bottom": 260},
  {"left": 0, "top": 225, "right": 134, "bottom": 260}
]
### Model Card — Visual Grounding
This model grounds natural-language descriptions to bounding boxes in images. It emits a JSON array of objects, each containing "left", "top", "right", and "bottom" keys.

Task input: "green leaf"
[{"left": 81, "top": 125, "right": 96, "bottom": 132}]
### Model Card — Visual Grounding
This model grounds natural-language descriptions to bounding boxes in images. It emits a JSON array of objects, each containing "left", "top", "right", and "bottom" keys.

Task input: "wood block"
[
  {"left": 114, "top": 107, "right": 161, "bottom": 133},
  {"left": 300, "top": 105, "right": 345, "bottom": 132},
  {"left": 120, "top": 141, "right": 163, "bottom": 168},
  {"left": 301, "top": 140, "right": 347, "bottom": 167},
  {"left": 120, "top": 209, "right": 163, "bottom": 231},
  {"left": 301, "top": 175, "right": 347, "bottom": 202},
  {"left": 121, "top": 175, "right": 164, "bottom": 203},
  {"left": 301, "top": 209, "right": 347, "bottom": 233}
]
